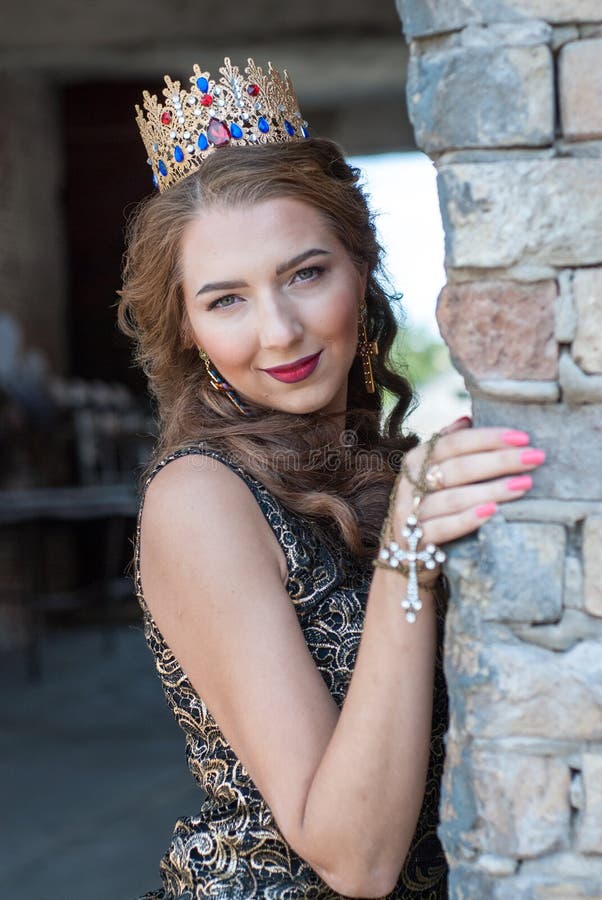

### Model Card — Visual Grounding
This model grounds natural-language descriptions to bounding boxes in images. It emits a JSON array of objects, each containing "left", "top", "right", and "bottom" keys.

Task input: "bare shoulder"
[{"left": 140, "top": 452, "right": 288, "bottom": 590}]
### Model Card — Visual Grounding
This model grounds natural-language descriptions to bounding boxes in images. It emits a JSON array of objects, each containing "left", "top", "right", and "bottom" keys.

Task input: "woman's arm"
[{"left": 139, "top": 425, "right": 542, "bottom": 898}]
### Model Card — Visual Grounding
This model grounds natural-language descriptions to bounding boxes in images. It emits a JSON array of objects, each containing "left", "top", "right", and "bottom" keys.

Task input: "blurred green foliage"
[
  {"left": 380, "top": 325, "right": 454, "bottom": 417},
  {"left": 391, "top": 326, "right": 451, "bottom": 387}
]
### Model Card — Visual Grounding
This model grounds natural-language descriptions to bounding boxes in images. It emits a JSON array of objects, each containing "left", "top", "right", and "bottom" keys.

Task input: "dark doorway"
[{"left": 61, "top": 82, "right": 155, "bottom": 393}]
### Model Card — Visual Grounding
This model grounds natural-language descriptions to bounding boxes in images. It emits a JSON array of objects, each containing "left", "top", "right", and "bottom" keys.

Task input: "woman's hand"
[{"left": 392, "top": 419, "right": 545, "bottom": 550}]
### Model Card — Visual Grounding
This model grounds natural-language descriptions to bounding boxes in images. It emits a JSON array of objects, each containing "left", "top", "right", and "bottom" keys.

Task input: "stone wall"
[{"left": 396, "top": 1, "right": 602, "bottom": 896}]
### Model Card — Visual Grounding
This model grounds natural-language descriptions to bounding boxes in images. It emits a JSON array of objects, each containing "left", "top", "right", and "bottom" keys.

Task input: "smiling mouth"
[{"left": 262, "top": 351, "right": 322, "bottom": 383}]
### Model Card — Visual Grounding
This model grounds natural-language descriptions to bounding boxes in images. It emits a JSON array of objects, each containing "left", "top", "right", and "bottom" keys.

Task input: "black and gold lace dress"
[{"left": 134, "top": 444, "right": 448, "bottom": 900}]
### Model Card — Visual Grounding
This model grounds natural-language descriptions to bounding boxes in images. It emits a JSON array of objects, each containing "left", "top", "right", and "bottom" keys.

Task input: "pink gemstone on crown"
[
  {"left": 207, "top": 118, "right": 231, "bottom": 146},
  {"left": 200, "top": 94, "right": 213, "bottom": 107},
  {"left": 247, "top": 84, "right": 260, "bottom": 97},
  {"left": 160, "top": 110, "right": 172, "bottom": 124}
]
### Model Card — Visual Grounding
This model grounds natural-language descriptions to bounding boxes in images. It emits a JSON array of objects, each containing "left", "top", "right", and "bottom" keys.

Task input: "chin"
[
  {"left": 253, "top": 388, "right": 335, "bottom": 416},
  {"left": 285, "top": 395, "right": 344, "bottom": 417}
]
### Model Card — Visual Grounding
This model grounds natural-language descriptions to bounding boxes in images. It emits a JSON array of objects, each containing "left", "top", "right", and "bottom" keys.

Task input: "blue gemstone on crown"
[
  {"left": 258, "top": 117, "right": 270, "bottom": 133},
  {"left": 158, "top": 159, "right": 168, "bottom": 176},
  {"left": 284, "top": 120, "right": 295, "bottom": 136},
  {"left": 197, "top": 133, "right": 209, "bottom": 151},
  {"left": 302, "top": 126, "right": 310, "bottom": 138},
  {"left": 230, "top": 122, "right": 243, "bottom": 139},
  {"left": 152, "top": 173, "right": 159, "bottom": 189},
  {"left": 174, "top": 146, "right": 184, "bottom": 162},
  {"left": 196, "top": 77, "right": 209, "bottom": 93}
]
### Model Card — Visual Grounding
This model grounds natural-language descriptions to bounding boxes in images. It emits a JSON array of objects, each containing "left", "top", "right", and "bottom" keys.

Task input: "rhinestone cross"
[{"left": 377, "top": 513, "right": 446, "bottom": 623}]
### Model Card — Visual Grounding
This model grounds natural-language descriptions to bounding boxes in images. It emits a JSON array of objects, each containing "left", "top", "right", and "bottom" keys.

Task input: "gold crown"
[{"left": 135, "top": 57, "right": 309, "bottom": 192}]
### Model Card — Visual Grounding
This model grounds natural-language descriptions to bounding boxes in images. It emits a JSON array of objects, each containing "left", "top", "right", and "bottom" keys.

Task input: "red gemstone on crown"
[
  {"left": 207, "top": 118, "right": 231, "bottom": 147},
  {"left": 160, "top": 110, "right": 172, "bottom": 124},
  {"left": 200, "top": 94, "right": 213, "bottom": 107},
  {"left": 247, "top": 84, "right": 260, "bottom": 97}
]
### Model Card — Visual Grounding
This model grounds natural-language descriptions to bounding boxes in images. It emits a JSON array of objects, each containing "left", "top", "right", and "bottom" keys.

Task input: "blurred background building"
[
  {"left": 0, "top": 3, "right": 465, "bottom": 897},
  {"left": 0, "top": 0, "right": 465, "bottom": 645},
  {"left": 1, "top": 0, "right": 416, "bottom": 386}
]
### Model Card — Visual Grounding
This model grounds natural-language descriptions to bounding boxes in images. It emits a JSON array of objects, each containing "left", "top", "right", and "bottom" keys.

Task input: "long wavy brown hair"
[{"left": 117, "top": 138, "right": 419, "bottom": 558}]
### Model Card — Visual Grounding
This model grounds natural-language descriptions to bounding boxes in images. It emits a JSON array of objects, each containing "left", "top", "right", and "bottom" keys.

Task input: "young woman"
[{"left": 118, "top": 58, "right": 545, "bottom": 899}]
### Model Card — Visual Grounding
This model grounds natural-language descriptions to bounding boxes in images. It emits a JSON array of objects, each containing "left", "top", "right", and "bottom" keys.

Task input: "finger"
[
  {"left": 430, "top": 446, "right": 545, "bottom": 491},
  {"left": 429, "top": 426, "right": 533, "bottom": 464},
  {"left": 438, "top": 415, "right": 473, "bottom": 437},
  {"left": 415, "top": 502, "right": 499, "bottom": 547},
  {"left": 402, "top": 426, "right": 531, "bottom": 476},
  {"left": 419, "top": 473, "right": 533, "bottom": 519}
]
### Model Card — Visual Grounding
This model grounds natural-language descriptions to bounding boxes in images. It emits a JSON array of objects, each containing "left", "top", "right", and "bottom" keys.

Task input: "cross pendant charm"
[{"left": 376, "top": 513, "right": 446, "bottom": 623}]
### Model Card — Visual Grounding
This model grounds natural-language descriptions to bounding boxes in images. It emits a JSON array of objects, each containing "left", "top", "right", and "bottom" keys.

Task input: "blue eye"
[
  {"left": 208, "top": 295, "right": 238, "bottom": 310},
  {"left": 294, "top": 265, "right": 324, "bottom": 282}
]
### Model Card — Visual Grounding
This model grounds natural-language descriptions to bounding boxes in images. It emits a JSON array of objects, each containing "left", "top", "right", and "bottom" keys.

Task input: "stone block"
[
  {"left": 520, "top": 851, "right": 602, "bottom": 882},
  {"left": 560, "top": 39, "right": 602, "bottom": 141},
  {"left": 572, "top": 268, "right": 602, "bottom": 373},
  {"left": 446, "top": 863, "right": 499, "bottom": 899},
  {"left": 497, "top": 878, "right": 602, "bottom": 899},
  {"left": 559, "top": 351, "right": 602, "bottom": 403},
  {"left": 472, "top": 854, "right": 602, "bottom": 897},
  {"left": 437, "top": 280, "right": 557, "bottom": 380},
  {"left": 503, "top": 499, "right": 602, "bottom": 526},
  {"left": 472, "top": 398, "right": 602, "bottom": 501},
  {"left": 555, "top": 269, "right": 577, "bottom": 343},
  {"left": 461, "top": 639, "right": 602, "bottom": 741},
  {"left": 441, "top": 748, "right": 570, "bottom": 865},
  {"left": 480, "top": 517, "right": 565, "bottom": 623},
  {"left": 407, "top": 45, "right": 553, "bottom": 152},
  {"left": 583, "top": 517, "right": 602, "bottom": 616},
  {"left": 437, "top": 159, "right": 602, "bottom": 269},
  {"left": 476, "top": 854, "right": 518, "bottom": 875},
  {"left": 511, "top": 609, "right": 602, "bottom": 651},
  {"left": 397, "top": 0, "right": 602, "bottom": 40},
  {"left": 471, "top": 752, "right": 570, "bottom": 857},
  {"left": 460, "top": 21, "right": 552, "bottom": 48},
  {"left": 564, "top": 554, "right": 584, "bottom": 610},
  {"left": 470, "top": 379, "right": 559, "bottom": 402},
  {"left": 577, "top": 754, "right": 602, "bottom": 854}
]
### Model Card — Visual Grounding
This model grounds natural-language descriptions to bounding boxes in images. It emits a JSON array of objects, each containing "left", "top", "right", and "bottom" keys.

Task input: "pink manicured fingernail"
[
  {"left": 503, "top": 430, "right": 530, "bottom": 446},
  {"left": 476, "top": 502, "right": 498, "bottom": 518},
  {"left": 455, "top": 416, "right": 472, "bottom": 425},
  {"left": 507, "top": 475, "right": 533, "bottom": 491},
  {"left": 521, "top": 449, "right": 546, "bottom": 465}
]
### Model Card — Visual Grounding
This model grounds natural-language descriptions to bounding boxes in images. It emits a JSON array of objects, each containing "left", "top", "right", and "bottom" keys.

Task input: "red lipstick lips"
[{"left": 262, "top": 351, "right": 322, "bottom": 383}]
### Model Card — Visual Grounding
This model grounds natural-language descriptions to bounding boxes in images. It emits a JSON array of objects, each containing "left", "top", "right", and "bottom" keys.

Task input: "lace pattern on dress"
[{"left": 134, "top": 443, "right": 448, "bottom": 899}]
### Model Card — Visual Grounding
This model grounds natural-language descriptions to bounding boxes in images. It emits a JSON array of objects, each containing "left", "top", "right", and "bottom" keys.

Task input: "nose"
[{"left": 256, "top": 291, "right": 304, "bottom": 351}]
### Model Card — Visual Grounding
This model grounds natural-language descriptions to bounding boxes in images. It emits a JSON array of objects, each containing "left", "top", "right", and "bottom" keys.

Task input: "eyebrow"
[{"left": 195, "top": 248, "right": 331, "bottom": 297}]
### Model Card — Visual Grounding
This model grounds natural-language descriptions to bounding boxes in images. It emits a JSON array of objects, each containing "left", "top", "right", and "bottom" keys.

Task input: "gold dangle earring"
[
  {"left": 198, "top": 348, "right": 251, "bottom": 416},
  {"left": 357, "top": 302, "right": 378, "bottom": 394}
]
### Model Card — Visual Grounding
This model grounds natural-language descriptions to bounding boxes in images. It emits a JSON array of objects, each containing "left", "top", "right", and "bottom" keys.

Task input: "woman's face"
[{"left": 180, "top": 196, "right": 366, "bottom": 416}]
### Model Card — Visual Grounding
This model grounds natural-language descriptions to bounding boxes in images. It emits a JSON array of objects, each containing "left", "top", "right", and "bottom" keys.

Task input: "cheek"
[
  {"left": 185, "top": 299, "right": 247, "bottom": 368},
  {"left": 318, "top": 281, "right": 360, "bottom": 342},
  {"left": 204, "top": 328, "right": 252, "bottom": 369}
]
